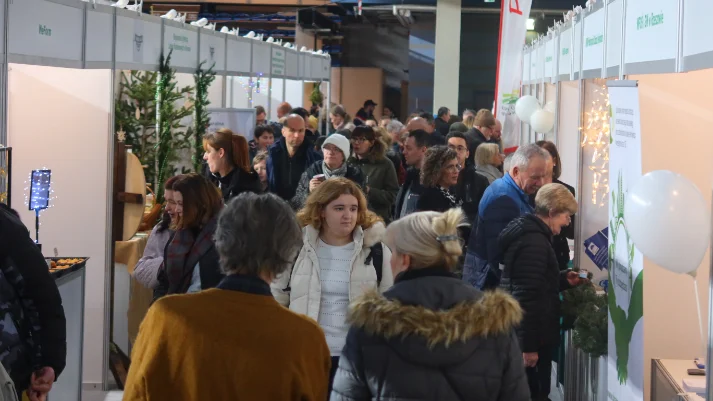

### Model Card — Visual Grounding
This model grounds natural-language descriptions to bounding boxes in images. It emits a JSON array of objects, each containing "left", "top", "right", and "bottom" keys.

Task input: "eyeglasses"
[
  {"left": 448, "top": 145, "right": 468, "bottom": 153},
  {"left": 444, "top": 164, "right": 462, "bottom": 173},
  {"left": 350, "top": 137, "right": 369, "bottom": 144}
]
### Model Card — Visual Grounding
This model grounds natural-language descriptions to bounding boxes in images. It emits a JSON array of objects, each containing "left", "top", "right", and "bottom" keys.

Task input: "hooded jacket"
[
  {"left": 350, "top": 156, "right": 399, "bottom": 224},
  {"left": 498, "top": 214, "right": 572, "bottom": 352},
  {"left": 271, "top": 222, "right": 393, "bottom": 322},
  {"left": 330, "top": 267, "right": 530, "bottom": 401}
]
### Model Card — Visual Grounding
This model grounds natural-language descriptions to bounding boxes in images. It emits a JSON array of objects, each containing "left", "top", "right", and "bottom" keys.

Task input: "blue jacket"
[
  {"left": 463, "top": 173, "right": 533, "bottom": 290},
  {"left": 266, "top": 138, "right": 322, "bottom": 200}
]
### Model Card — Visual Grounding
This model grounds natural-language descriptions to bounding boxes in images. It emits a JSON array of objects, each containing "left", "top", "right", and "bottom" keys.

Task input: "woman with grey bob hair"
[
  {"left": 214, "top": 193, "right": 302, "bottom": 276},
  {"left": 475, "top": 143, "right": 504, "bottom": 184}
]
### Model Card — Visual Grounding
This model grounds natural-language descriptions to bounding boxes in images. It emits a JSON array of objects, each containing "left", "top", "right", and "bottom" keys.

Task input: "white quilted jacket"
[{"left": 271, "top": 222, "right": 393, "bottom": 321}]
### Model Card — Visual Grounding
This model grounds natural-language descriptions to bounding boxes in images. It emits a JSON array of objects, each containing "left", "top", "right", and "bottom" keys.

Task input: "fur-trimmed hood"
[{"left": 347, "top": 276, "right": 522, "bottom": 368}]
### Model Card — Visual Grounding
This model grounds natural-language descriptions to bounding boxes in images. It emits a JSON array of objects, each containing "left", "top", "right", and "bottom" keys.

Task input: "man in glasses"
[{"left": 447, "top": 131, "right": 490, "bottom": 227}]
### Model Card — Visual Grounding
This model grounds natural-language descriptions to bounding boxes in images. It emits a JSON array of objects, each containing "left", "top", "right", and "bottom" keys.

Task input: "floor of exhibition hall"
[{"left": 81, "top": 369, "right": 565, "bottom": 401}]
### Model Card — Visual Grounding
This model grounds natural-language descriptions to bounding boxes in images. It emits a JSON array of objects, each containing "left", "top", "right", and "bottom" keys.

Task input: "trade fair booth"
[
  {"left": 522, "top": 0, "right": 713, "bottom": 400},
  {"left": 0, "top": 0, "right": 330, "bottom": 396}
]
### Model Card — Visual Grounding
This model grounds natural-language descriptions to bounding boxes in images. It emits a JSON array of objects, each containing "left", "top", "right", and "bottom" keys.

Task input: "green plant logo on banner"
[{"left": 608, "top": 171, "right": 644, "bottom": 385}]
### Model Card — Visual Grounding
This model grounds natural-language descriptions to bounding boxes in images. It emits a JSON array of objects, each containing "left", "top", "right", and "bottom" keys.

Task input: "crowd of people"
[
  {"left": 0, "top": 98, "right": 583, "bottom": 401},
  {"left": 125, "top": 100, "right": 580, "bottom": 401}
]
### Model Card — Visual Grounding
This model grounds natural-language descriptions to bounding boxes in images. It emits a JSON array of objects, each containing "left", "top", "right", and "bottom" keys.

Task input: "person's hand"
[
  {"left": 28, "top": 367, "right": 55, "bottom": 401},
  {"left": 523, "top": 352, "right": 539, "bottom": 368},
  {"left": 567, "top": 271, "right": 582, "bottom": 287},
  {"left": 309, "top": 178, "right": 323, "bottom": 192}
]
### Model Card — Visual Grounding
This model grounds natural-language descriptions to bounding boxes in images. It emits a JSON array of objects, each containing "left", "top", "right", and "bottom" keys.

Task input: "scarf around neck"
[
  {"left": 323, "top": 161, "right": 348, "bottom": 180},
  {"left": 164, "top": 215, "right": 218, "bottom": 295}
]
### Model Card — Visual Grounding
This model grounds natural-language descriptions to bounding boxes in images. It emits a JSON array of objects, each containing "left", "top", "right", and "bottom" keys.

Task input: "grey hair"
[
  {"left": 214, "top": 192, "right": 302, "bottom": 277},
  {"left": 474, "top": 143, "right": 500, "bottom": 167},
  {"left": 385, "top": 119, "right": 404, "bottom": 134},
  {"left": 509, "top": 143, "right": 549, "bottom": 173}
]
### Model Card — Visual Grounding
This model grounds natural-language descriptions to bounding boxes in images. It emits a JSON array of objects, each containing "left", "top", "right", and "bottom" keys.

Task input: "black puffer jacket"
[
  {"left": 331, "top": 267, "right": 530, "bottom": 401},
  {"left": 498, "top": 214, "right": 572, "bottom": 353}
]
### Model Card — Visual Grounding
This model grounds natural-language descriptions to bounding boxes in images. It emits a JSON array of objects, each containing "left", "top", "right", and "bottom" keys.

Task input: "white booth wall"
[
  {"left": 542, "top": 83, "right": 556, "bottom": 143},
  {"left": 557, "top": 80, "right": 580, "bottom": 192},
  {"left": 285, "top": 79, "right": 303, "bottom": 110},
  {"left": 632, "top": 70, "right": 713, "bottom": 401},
  {"left": 228, "top": 76, "right": 252, "bottom": 109},
  {"left": 7, "top": 64, "right": 113, "bottom": 387},
  {"left": 252, "top": 75, "right": 269, "bottom": 117},
  {"left": 270, "top": 78, "right": 285, "bottom": 121}
]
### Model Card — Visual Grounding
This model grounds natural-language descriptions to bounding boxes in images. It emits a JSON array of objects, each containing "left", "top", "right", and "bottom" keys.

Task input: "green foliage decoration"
[{"left": 192, "top": 62, "right": 216, "bottom": 173}]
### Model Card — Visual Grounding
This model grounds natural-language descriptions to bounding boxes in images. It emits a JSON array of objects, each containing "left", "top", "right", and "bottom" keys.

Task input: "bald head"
[
  {"left": 282, "top": 114, "right": 306, "bottom": 153},
  {"left": 406, "top": 117, "right": 433, "bottom": 134}
]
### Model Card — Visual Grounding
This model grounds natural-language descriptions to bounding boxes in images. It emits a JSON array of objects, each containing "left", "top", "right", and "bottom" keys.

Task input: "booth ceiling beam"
[{"left": 360, "top": 5, "right": 568, "bottom": 14}]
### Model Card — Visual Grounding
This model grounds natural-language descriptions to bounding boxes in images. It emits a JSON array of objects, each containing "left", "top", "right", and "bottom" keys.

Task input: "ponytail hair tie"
[{"left": 436, "top": 235, "right": 458, "bottom": 243}]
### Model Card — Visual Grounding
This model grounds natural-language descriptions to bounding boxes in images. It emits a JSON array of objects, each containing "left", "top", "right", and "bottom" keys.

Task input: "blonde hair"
[
  {"left": 386, "top": 209, "right": 465, "bottom": 270},
  {"left": 534, "top": 183, "right": 578, "bottom": 216},
  {"left": 252, "top": 150, "right": 268, "bottom": 166},
  {"left": 297, "top": 177, "right": 382, "bottom": 231},
  {"left": 463, "top": 115, "right": 476, "bottom": 129},
  {"left": 474, "top": 143, "right": 500, "bottom": 167}
]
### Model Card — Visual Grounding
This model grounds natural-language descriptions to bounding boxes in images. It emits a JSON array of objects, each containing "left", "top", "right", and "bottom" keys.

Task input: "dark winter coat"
[
  {"left": 416, "top": 187, "right": 462, "bottom": 213},
  {"left": 454, "top": 164, "right": 490, "bottom": 224},
  {"left": 498, "top": 214, "right": 572, "bottom": 352},
  {"left": 330, "top": 267, "right": 530, "bottom": 401},
  {"left": 290, "top": 161, "right": 365, "bottom": 210},
  {"left": 464, "top": 128, "right": 498, "bottom": 167},
  {"left": 553, "top": 180, "right": 576, "bottom": 270},
  {"left": 266, "top": 139, "right": 323, "bottom": 202},
  {"left": 206, "top": 167, "right": 262, "bottom": 203},
  {"left": 434, "top": 117, "right": 450, "bottom": 137},
  {"left": 0, "top": 204, "right": 66, "bottom": 393},
  {"left": 394, "top": 168, "right": 424, "bottom": 219},
  {"left": 351, "top": 157, "right": 399, "bottom": 223}
]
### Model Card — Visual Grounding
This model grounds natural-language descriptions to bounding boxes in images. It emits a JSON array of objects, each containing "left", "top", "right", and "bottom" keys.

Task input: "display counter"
[
  {"left": 49, "top": 264, "right": 85, "bottom": 401},
  {"left": 651, "top": 359, "right": 705, "bottom": 401}
]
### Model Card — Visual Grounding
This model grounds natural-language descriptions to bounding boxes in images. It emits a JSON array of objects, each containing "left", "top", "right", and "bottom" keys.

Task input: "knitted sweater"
[{"left": 123, "top": 286, "right": 331, "bottom": 401}]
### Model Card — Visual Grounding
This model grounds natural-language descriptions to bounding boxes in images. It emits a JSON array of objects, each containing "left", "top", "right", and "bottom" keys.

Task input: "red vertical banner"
[{"left": 494, "top": 0, "right": 532, "bottom": 153}]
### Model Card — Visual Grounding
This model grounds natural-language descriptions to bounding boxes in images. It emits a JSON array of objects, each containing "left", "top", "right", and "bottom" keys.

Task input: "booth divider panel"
[
  {"left": 251, "top": 42, "right": 271, "bottom": 77},
  {"left": 8, "top": 0, "right": 83, "bottom": 65},
  {"left": 606, "top": 0, "right": 622, "bottom": 77},
  {"left": 582, "top": 7, "right": 604, "bottom": 77},
  {"left": 573, "top": 20, "right": 582, "bottom": 79},
  {"left": 559, "top": 28, "right": 572, "bottom": 80},
  {"left": 226, "top": 38, "right": 251, "bottom": 74},
  {"left": 623, "top": 0, "right": 677, "bottom": 74},
  {"left": 0, "top": 0, "right": 6, "bottom": 56},
  {"left": 523, "top": 50, "right": 531, "bottom": 84},
  {"left": 682, "top": 0, "right": 713, "bottom": 72},
  {"left": 271, "top": 47, "right": 286, "bottom": 78},
  {"left": 303, "top": 55, "right": 312, "bottom": 81},
  {"left": 544, "top": 39, "right": 555, "bottom": 80},
  {"left": 115, "top": 13, "right": 162, "bottom": 71},
  {"left": 199, "top": 31, "right": 226, "bottom": 73},
  {"left": 85, "top": 5, "right": 115, "bottom": 66},
  {"left": 321, "top": 57, "right": 330, "bottom": 81},
  {"left": 310, "top": 55, "right": 323, "bottom": 81},
  {"left": 534, "top": 44, "right": 544, "bottom": 82},
  {"left": 286, "top": 50, "right": 298, "bottom": 78},
  {"left": 163, "top": 22, "right": 199, "bottom": 72}
]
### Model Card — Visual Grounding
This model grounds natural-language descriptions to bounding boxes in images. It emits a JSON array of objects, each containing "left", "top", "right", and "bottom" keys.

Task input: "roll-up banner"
[{"left": 607, "top": 80, "right": 644, "bottom": 401}]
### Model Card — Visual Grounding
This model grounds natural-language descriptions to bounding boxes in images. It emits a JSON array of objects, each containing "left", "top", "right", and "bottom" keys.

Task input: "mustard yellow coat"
[{"left": 123, "top": 288, "right": 331, "bottom": 401}]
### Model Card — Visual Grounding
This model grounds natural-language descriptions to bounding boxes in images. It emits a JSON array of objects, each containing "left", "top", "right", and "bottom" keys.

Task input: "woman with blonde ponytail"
[
  {"left": 331, "top": 208, "right": 530, "bottom": 401},
  {"left": 203, "top": 128, "right": 262, "bottom": 202}
]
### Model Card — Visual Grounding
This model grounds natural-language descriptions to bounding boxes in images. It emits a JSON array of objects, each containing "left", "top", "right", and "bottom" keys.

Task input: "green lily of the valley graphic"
[
  {"left": 609, "top": 104, "right": 614, "bottom": 144},
  {"left": 608, "top": 171, "right": 644, "bottom": 384}
]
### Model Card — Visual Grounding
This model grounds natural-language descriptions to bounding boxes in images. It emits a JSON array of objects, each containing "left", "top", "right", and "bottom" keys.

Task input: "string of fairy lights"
[{"left": 581, "top": 79, "right": 611, "bottom": 206}]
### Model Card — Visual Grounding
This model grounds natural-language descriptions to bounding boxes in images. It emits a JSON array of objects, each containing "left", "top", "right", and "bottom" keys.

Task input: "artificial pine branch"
[
  {"left": 155, "top": 51, "right": 195, "bottom": 202},
  {"left": 563, "top": 283, "right": 609, "bottom": 358},
  {"left": 193, "top": 61, "right": 216, "bottom": 172}
]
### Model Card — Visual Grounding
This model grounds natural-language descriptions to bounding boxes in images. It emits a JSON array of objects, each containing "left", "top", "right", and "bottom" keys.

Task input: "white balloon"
[
  {"left": 515, "top": 95, "right": 541, "bottom": 123},
  {"left": 529, "top": 110, "right": 555, "bottom": 133},
  {"left": 625, "top": 170, "right": 710, "bottom": 275},
  {"left": 544, "top": 101, "right": 556, "bottom": 113}
]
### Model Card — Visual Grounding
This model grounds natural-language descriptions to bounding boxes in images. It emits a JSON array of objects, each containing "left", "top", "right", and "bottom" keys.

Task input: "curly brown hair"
[
  {"left": 296, "top": 177, "right": 382, "bottom": 231},
  {"left": 420, "top": 146, "right": 458, "bottom": 188}
]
